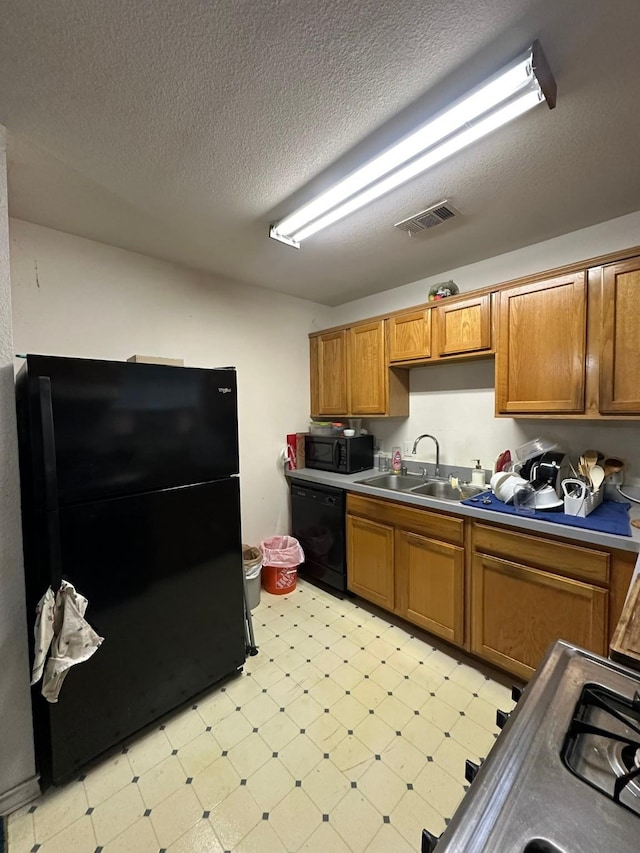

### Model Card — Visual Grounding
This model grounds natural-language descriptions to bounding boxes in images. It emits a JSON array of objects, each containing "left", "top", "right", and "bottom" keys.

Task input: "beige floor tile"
[
  {"left": 449, "top": 662, "right": 490, "bottom": 693},
  {"left": 163, "top": 707, "right": 207, "bottom": 750},
  {"left": 351, "top": 677, "right": 388, "bottom": 710},
  {"left": 449, "top": 715, "right": 497, "bottom": 759},
  {"left": 234, "top": 817, "right": 287, "bottom": 853},
  {"left": 478, "top": 677, "right": 515, "bottom": 708},
  {"left": 426, "top": 649, "right": 459, "bottom": 677},
  {"left": 413, "top": 761, "right": 466, "bottom": 820},
  {"left": 392, "top": 677, "right": 430, "bottom": 710},
  {"left": 331, "top": 636, "right": 362, "bottom": 660},
  {"left": 437, "top": 680, "right": 475, "bottom": 712},
  {"left": 150, "top": 784, "right": 203, "bottom": 847},
  {"left": 250, "top": 662, "right": 286, "bottom": 689},
  {"left": 385, "top": 651, "right": 420, "bottom": 677},
  {"left": 330, "top": 735, "right": 375, "bottom": 780},
  {"left": 279, "top": 625, "right": 310, "bottom": 646},
  {"left": 380, "top": 624, "right": 412, "bottom": 646},
  {"left": 307, "top": 676, "right": 344, "bottom": 707},
  {"left": 374, "top": 695, "right": 415, "bottom": 730},
  {"left": 331, "top": 694, "right": 369, "bottom": 729},
  {"left": 266, "top": 676, "right": 303, "bottom": 707},
  {"left": 260, "top": 636, "right": 291, "bottom": 658},
  {"left": 211, "top": 708, "right": 254, "bottom": 750},
  {"left": 367, "top": 636, "right": 399, "bottom": 661},
  {"left": 391, "top": 790, "right": 445, "bottom": 848},
  {"left": 353, "top": 714, "right": 396, "bottom": 754},
  {"left": 269, "top": 787, "right": 321, "bottom": 851},
  {"left": 330, "top": 789, "right": 381, "bottom": 853},
  {"left": 278, "top": 734, "right": 323, "bottom": 779},
  {"left": 227, "top": 733, "right": 272, "bottom": 779},
  {"left": 38, "top": 815, "right": 96, "bottom": 853},
  {"left": 102, "top": 816, "right": 160, "bottom": 852},
  {"left": 137, "top": 754, "right": 188, "bottom": 809},
  {"left": 291, "top": 662, "right": 325, "bottom": 692},
  {"left": 285, "top": 693, "right": 324, "bottom": 728},
  {"left": 380, "top": 738, "right": 429, "bottom": 783},
  {"left": 314, "top": 624, "right": 343, "bottom": 647},
  {"left": 401, "top": 716, "right": 446, "bottom": 756},
  {"left": 357, "top": 760, "right": 407, "bottom": 814},
  {"left": 209, "top": 785, "right": 262, "bottom": 850},
  {"left": 177, "top": 731, "right": 221, "bottom": 777},
  {"left": 192, "top": 756, "right": 240, "bottom": 810},
  {"left": 275, "top": 647, "right": 307, "bottom": 675},
  {"left": 241, "top": 692, "right": 281, "bottom": 727},
  {"left": 303, "top": 759, "right": 351, "bottom": 812},
  {"left": 364, "top": 823, "right": 416, "bottom": 853},
  {"left": 91, "top": 782, "right": 146, "bottom": 845},
  {"left": 305, "top": 714, "right": 348, "bottom": 752},
  {"left": 311, "top": 648, "right": 344, "bottom": 674},
  {"left": 197, "top": 691, "right": 238, "bottom": 727},
  {"left": 127, "top": 727, "right": 174, "bottom": 776},
  {"left": 464, "top": 695, "right": 501, "bottom": 732},
  {"left": 224, "top": 673, "right": 264, "bottom": 706},
  {"left": 432, "top": 734, "right": 474, "bottom": 779},
  {"left": 349, "top": 626, "right": 377, "bottom": 648},
  {"left": 296, "top": 636, "right": 325, "bottom": 660},
  {"left": 167, "top": 817, "right": 224, "bottom": 853},
  {"left": 368, "top": 664, "right": 404, "bottom": 691},
  {"left": 402, "top": 636, "right": 434, "bottom": 661},
  {"left": 331, "top": 662, "right": 366, "bottom": 691},
  {"left": 257, "top": 710, "right": 300, "bottom": 752},
  {"left": 407, "top": 665, "right": 445, "bottom": 693},
  {"left": 83, "top": 752, "right": 133, "bottom": 807},
  {"left": 419, "top": 695, "right": 463, "bottom": 731},
  {"left": 298, "top": 821, "right": 351, "bottom": 853},
  {"left": 245, "top": 757, "right": 295, "bottom": 811},
  {"left": 33, "top": 780, "right": 88, "bottom": 842},
  {"left": 6, "top": 810, "right": 35, "bottom": 853}
]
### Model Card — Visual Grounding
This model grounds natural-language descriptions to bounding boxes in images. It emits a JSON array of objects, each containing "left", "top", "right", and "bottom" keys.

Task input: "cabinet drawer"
[
  {"left": 347, "top": 493, "right": 464, "bottom": 545},
  {"left": 473, "top": 522, "right": 609, "bottom": 584}
]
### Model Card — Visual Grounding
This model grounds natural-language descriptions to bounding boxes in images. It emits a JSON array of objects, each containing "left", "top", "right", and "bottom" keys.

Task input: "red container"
[
  {"left": 286, "top": 434, "right": 297, "bottom": 470},
  {"left": 262, "top": 564, "right": 298, "bottom": 595}
]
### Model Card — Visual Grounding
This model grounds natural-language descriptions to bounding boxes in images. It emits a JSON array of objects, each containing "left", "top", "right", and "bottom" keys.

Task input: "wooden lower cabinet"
[
  {"left": 471, "top": 552, "right": 607, "bottom": 680},
  {"left": 346, "top": 514, "right": 394, "bottom": 610},
  {"left": 395, "top": 530, "right": 464, "bottom": 645}
]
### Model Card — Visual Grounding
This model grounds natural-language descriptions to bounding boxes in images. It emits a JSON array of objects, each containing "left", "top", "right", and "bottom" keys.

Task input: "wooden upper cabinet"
[
  {"left": 389, "top": 309, "right": 431, "bottom": 362},
  {"left": 496, "top": 274, "right": 587, "bottom": 414},
  {"left": 312, "top": 330, "right": 348, "bottom": 416},
  {"left": 436, "top": 293, "right": 492, "bottom": 356},
  {"left": 349, "top": 321, "right": 387, "bottom": 415},
  {"left": 599, "top": 257, "right": 640, "bottom": 414}
]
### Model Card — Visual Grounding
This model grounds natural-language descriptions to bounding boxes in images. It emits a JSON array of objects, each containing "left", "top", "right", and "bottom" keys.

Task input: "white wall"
[
  {"left": 328, "top": 211, "right": 640, "bottom": 479},
  {"left": 0, "top": 128, "right": 38, "bottom": 813},
  {"left": 9, "top": 219, "right": 333, "bottom": 544}
]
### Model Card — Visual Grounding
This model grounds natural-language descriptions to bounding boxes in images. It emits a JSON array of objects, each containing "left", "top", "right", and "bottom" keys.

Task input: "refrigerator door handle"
[{"left": 38, "top": 376, "right": 63, "bottom": 590}]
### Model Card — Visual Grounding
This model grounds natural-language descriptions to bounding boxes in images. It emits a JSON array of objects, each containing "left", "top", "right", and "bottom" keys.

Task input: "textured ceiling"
[{"left": 1, "top": 0, "right": 640, "bottom": 305}]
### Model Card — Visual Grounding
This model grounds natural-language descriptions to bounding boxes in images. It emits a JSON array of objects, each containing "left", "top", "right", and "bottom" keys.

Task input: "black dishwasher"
[{"left": 290, "top": 481, "right": 346, "bottom": 593}]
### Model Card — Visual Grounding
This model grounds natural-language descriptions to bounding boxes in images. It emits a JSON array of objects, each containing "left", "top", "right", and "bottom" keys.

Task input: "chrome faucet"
[{"left": 412, "top": 434, "right": 440, "bottom": 478}]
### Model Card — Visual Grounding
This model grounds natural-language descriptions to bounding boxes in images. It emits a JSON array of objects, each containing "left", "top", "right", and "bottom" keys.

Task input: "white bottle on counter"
[{"left": 471, "top": 459, "right": 486, "bottom": 487}]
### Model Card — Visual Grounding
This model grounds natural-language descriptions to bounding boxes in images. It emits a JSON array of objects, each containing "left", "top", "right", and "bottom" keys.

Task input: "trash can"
[
  {"left": 242, "top": 544, "right": 263, "bottom": 610},
  {"left": 260, "top": 535, "right": 304, "bottom": 595}
]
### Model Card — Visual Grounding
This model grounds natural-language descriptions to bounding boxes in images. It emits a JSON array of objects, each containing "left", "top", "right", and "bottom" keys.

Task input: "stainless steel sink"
[
  {"left": 411, "top": 481, "right": 485, "bottom": 501},
  {"left": 357, "top": 473, "right": 425, "bottom": 491}
]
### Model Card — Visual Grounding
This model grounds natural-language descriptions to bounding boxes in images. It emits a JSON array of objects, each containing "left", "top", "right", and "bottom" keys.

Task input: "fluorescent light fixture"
[{"left": 270, "top": 41, "right": 556, "bottom": 247}]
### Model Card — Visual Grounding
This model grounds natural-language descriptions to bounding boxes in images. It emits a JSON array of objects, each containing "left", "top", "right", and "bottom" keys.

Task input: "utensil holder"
[{"left": 563, "top": 486, "right": 603, "bottom": 517}]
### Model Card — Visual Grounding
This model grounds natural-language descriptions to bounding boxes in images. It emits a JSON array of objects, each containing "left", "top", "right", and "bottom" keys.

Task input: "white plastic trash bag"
[{"left": 260, "top": 535, "right": 304, "bottom": 568}]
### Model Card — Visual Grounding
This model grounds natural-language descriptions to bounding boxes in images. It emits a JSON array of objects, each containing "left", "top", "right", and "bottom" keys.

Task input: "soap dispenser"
[{"left": 471, "top": 459, "right": 486, "bottom": 487}]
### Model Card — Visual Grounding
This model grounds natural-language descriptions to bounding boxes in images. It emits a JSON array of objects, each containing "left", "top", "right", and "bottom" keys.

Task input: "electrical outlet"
[{"left": 403, "top": 440, "right": 412, "bottom": 455}]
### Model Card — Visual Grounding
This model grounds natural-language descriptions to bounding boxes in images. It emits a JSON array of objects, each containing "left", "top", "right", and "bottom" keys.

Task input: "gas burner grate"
[{"left": 563, "top": 685, "right": 640, "bottom": 815}]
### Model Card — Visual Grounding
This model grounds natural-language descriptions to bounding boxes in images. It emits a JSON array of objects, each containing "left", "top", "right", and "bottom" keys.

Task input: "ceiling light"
[{"left": 270, "top": 41, "right": 556, "bottom": 248}]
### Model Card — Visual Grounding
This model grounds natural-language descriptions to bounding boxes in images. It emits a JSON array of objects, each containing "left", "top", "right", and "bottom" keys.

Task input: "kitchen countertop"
[{"left": 287, "top": 467, "right": 640, "bottom": 554}]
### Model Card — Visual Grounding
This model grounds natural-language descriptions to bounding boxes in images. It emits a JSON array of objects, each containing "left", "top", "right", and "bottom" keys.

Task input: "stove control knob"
[
  {"left": 496, "top": 708, "right": 509, "bottom": 729},
  {"left": 465, "top": 759, "right": 481, "bottom": 783},
  {"left": 421, "top": 828, "right": 441, "bottom": 852},
  {"left": 511, "top": 685, "right": 523, "bottom": 702}
]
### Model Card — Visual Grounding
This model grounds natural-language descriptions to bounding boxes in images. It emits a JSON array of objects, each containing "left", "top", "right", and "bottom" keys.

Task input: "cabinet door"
[
  {"left": 349, "top": 321, "right": 387, "bottom": 415},
  {"left": 347, "top": 514, "right": 394, "bottom": 609},
  {"left": 396, "top": 530, "right": 464, "bottom": 645},
  {"left": 389, "top": 310, "right": 431, "bottom": 362},
  {"left": 496, "top": 274, "right": 586, "bottom": 413},
  {"left": 314, "top": 330, "right": 348, "bottom": 416},
  {"left": 599, "top": 257, "right": 640, "bottom": 413},
  {"left": 471, "top": 553, "right": 607, "bottom": 680},
  {"left": 436, "top": 294, "right": 491, "bottom": 356}
]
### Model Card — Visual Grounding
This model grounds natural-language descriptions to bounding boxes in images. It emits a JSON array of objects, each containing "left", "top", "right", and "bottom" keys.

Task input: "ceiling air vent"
[{"left": 394, "top": 200, "right": 459, "bottom": 236}]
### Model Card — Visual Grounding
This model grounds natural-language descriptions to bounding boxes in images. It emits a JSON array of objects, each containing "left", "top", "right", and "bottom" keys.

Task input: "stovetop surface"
[{"left": 433, "top": 641, "right": 640, "bottom": 853}]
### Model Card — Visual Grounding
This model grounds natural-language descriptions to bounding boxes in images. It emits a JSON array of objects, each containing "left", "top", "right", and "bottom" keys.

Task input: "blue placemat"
[{"left": 461, "top": 491, "right": 632, "bottom": 536}]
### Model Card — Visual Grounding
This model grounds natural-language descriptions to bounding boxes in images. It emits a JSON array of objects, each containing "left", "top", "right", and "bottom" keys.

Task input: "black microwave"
[{"left": 304, "top": 434, "right": 374, "bottom": 474}]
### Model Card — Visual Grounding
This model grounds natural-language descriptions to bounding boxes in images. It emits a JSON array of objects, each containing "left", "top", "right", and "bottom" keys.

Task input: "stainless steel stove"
[{"left": 422, "top": 641, "right": 640, "bottom": 852}]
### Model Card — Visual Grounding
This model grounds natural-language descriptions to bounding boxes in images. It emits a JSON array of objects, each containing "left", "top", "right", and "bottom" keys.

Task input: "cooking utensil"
[
  {"left": 583, "top": 449, "right": 599, "bottom": 477},
  {"left": 603, "top": 457, "right": 624, "bottom": 478},
  {"left": 590, "top": 465, "right": 605, "bottom": 492}
]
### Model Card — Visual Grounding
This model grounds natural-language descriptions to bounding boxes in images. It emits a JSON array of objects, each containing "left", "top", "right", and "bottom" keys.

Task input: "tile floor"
[{"left": 7, "top": 579, "right": 514, "bottom": 852}]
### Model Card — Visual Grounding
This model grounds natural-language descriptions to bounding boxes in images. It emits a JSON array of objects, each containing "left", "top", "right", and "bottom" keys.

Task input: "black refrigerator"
[{"left": 16, "top": 354, "right": 247, "bottom": 786}]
